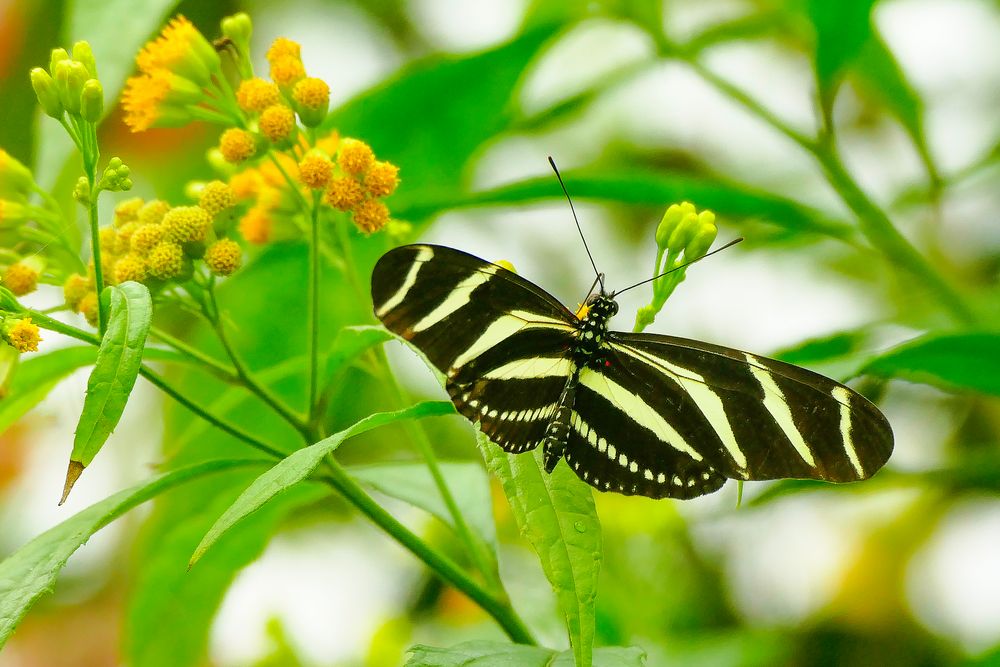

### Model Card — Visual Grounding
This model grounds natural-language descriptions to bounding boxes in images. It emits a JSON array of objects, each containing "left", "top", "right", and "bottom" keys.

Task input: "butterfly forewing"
[
  {"left": 372, "top": 244, "right": 578, "bottom": 454},
  {"left": 371, "top": 243, "right": 894, "bottom": 500}
]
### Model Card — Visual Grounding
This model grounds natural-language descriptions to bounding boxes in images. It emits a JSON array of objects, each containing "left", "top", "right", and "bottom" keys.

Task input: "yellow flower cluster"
[
  {"left": 3, "top": 317, "right": 40, "bottom": 353},
  {"left": 63, "top": 187, "right": 243, "bottom": 327}
]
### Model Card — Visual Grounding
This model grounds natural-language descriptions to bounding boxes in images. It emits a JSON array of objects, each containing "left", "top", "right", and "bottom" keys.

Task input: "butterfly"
[{"left": 370, "top": 242, "right": 893, "bottom": 500}]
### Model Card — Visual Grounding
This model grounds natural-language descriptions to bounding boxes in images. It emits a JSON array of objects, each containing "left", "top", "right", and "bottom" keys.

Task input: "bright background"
[{"left": 0, "top": 0, "right": 999, "bottom": 665}]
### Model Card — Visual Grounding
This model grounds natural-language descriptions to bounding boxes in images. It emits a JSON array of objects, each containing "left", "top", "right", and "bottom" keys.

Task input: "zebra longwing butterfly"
[{"left": 371, "top": 244, "right": 893, "bottom": 500}]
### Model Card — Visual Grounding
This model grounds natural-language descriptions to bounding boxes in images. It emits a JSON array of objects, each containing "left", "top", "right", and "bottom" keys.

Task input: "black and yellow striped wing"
[{"left": 371, "top": 243, "right": 894, "bottom": 500}]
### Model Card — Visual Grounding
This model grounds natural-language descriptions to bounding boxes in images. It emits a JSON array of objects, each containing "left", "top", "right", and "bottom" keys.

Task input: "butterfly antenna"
[
  {"left": 549, "top": 156, "right": 603, "bottom": 292},
  {"left": 613, "top": 237, "right": 744, "bottom": 297}
]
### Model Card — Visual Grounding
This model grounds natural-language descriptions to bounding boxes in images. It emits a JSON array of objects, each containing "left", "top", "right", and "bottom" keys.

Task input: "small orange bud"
[
  {"left": 219, "top": 128, "right": 256, "bottom": 163},
  {"left": 325, "top": 176, "right": 365, "bottom": 211},
  {"left": 259, "top": 104, "right": 296, "bottom": 143},
  {"left": 352, "top": 198, "right": 389, "bottom": 233},
  {"left": 364, "top": 161, "right": 399, "bottom": 197},
  {"left": 298, "top": 151, "right": 333, "bottom": 190},
  {"left": 337, "top": 139, "right": 374, "bottom": 175},
  {"left": 204, "top": 238, "right": 243, "bottom": 276},
  {"left": 235, "top": 77, "right": 281, "bottom": 112}
]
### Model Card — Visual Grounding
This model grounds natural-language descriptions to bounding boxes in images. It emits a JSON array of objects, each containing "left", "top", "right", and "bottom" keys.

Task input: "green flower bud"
[
  {"left": 221, "top": 12, "right": 253, "bottom": 54},
  {"left": 81, "top": 79, "right": 103, "bottom": 123},
  {"left": 685, "top": 214, "right": 718, "bottom": 261},
  {"left": 48, "top": 48, "right": 70, "bottom": 74},
  {"left": 655, "top": 203, "right": 689, "bottom": 248},
  {"left": 54, "top": 59, "right": 89, "bottom": 115},
  {"left": 73, "top": 176, "right": 90, "bottom": 205},
  {"left": 666, "top": 211, "right": 700, "bottom": 253},
  {"left": 30, "top": 68, "right": 64, "bottom": 119},
  {"left": 0, "top": 150, "right": 36, "bottom": 201},
  {"left": 72, "top": 41, "right": 98, "bottom": 78}
]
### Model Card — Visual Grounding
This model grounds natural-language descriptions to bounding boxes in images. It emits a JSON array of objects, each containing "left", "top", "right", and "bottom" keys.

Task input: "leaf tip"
[{"left": 59, "top": 460, "right": 85, "bottom": 505}]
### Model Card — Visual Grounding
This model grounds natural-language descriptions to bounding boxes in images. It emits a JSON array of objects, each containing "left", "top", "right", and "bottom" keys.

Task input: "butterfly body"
[{"left": 372, "top": 243, "right": 893, "bottom": 500}]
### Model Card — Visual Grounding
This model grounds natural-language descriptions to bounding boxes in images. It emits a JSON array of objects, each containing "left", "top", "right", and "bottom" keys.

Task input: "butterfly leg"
[{"left": 542, "top": 370, "right": 580, "bottom": 473}]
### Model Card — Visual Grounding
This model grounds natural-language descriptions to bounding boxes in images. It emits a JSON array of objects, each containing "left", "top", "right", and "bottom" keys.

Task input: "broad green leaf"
[
  {"left": 406, "top": 640, "right": 646, "bottom": 666},
  {"left": 480, "top": 436, "right": 602, "bottom": 667},
  {"left": 862, "top": 333, "right": 1000, "bottom": 396},
  {"left": 0, "top": 458, "right": 261, "bottom": 650},
  {"left": 350, "top": 461, "right": 496, "bottom": 548},
  {"left": 190, "top": 401, "right": 456, "bottom": 566},
  {"left": 65, "top": 282, "right": 151, "bottom": 501},
  {"left": 807, "top": 0, "right": 876, "bottom": 105},
  {"left": 393, "top": 170, "right": 855, "bottom": 240},
  {"left": 327, "top": 25, "right": 559, "bottom": 198}
]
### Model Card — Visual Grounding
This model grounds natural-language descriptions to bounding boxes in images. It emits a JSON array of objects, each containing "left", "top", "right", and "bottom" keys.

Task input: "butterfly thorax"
[{"left": 574, "top": 293, "right": 618, "bottom": 364}]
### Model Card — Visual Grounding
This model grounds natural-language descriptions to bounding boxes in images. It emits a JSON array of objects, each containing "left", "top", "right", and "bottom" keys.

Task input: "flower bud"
[
  {"left": 54, "top": 59, "right": 89, "bottom": 115},
  {"left": 81, "top": 79, "right": 104, "bottom": 122},
  {"left": 221, "top": 13, "right": 253, "bottom": 55},
  {"left": 666, "top": 211, "right": 700, "bottom": 253},
  {"left": 30, "top": 68, "right": 64, "bottom": 118},
  {"left": 655, "top": 202, "right": 695, "bottom": 249},
  {"left": 72, "top": 41, "right": 98, "bottom": 78},
  {"left": 684, "top": 211, "right": 718, "bottom": 261},
  {"left": 49, "top": 47, "right": 70, "bottom": 74}
]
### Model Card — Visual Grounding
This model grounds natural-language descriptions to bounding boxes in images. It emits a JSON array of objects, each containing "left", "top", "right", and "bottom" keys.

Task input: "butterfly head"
[{"left": 583, "top": 293, "right": 618, "bottom": 322}]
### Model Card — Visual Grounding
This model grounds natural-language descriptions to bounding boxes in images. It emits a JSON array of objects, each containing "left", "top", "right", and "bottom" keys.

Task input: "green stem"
[
  {"left": 810, "top": 145, "right": 975, "bottom": 324},
  {"left": 27, "top": 310, "right": 100, "bottom": 345},
  {"left": 138, "top": 365, "right": 288, "bottom": 459},
  {"left": 679, "top": 55, "right": 976, "bottom": 325},
  {"left": 307, "top": 191, "right": 321, "bottom": 424},
  {"left": 149, "top": 325, "right": 239, "bottom": 382},
  {"left": 206, "top": 285, "right": 311, "bottom": 440},
  {"left": 319, "top": 458, "right": 536, "bottom": 644},
  {"left": 186, "top": 105, "right": 239, "bottom": 126},
  {"left": 373, "top": 347, "right": 502, "bottom": 591}
]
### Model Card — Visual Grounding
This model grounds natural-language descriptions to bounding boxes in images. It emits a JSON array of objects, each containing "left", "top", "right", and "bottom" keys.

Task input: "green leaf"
[
  {"left": 807, "top": 0, "right": 876, "bottom": 103},
  {"left": 480, "top": 436, "right": 602, "bottom": 667},
  {"left": 406, "top": 640, "right": 646, "bottom": 666},
  {"left": 0, "top": 458, "right": 261, "bottom": 650},
  {"left": 65, "top": 282, "right": 151, "bottom": 502},
  {"left": 323, "top": 325, "right": 393, "bottom": 377},
  {"left": 854, "top": 32, "right": 938, "bottom": 182},
  {"left": 862, "top": 333, "right": 1000, "bottom": 396},
  {"left": 327, "top": 25, "right": 558, "bottom": 198},
  {"left": 393, "top": 170, "right": 855, "bottom": 240},
  {"left": 190, "top": 401, "right": 456, "bottom": 566},
  {"left": 350, "top": 461, "right": 496, "bottom": 549}
]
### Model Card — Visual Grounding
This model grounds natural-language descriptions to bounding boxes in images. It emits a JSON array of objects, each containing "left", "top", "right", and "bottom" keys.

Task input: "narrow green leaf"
[
  {"left": 406, "top": 640, "right": 646, "bottom": 666},
  {"left": 862, "top": 333, "right": 1000, "bottom": 396},
  {"left": 480, "top": 436, "right": 602, "bottom": 667},
  {"left": 351, "top": 461, "right": 496, "bottom": 549},
  {"left": 65, "top": 282, "right": 152, "bottom": 501},
  {"left": 0, "top": 458, "right": 262, "bottom": 650},
  {"left": 190, "top": 401, "right": 455, "bottom": 566},
  {"left": 807, "top": 0, "right": 876, "bottom": 102},
  {"left": 393, "top": 170, "right": 854, "bottom": 241}
]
